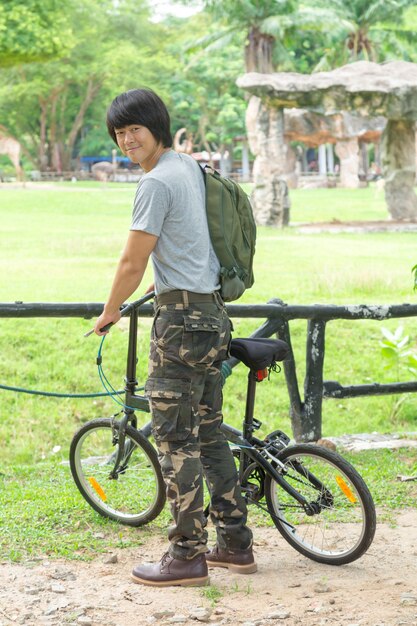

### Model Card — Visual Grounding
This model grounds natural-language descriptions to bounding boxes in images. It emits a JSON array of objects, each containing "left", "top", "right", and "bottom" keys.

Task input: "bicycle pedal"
[{"left": 265, "top": 430, "right": 290, "bottom": 446}]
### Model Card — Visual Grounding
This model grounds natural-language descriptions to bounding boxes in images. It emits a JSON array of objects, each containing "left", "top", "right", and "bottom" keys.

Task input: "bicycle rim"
[
  {"left": 70, "top": 419, "right": 165, "bottom": 526},
  {"left": 265, "top": 444, "right": 376, "bottom": 565}
]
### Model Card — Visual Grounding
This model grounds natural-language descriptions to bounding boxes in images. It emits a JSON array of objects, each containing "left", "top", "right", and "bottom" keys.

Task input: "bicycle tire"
[
  {"left": 70, "top": 418, "right": 165, "bottom": 527},
  {"left": 264, "top": 443, "right": 376, "bottom": 565}
]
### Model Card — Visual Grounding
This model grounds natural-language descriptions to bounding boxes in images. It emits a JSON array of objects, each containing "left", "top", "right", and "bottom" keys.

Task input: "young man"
[{"left": 94, "top": 88, "right": 255, "bottom": 587}]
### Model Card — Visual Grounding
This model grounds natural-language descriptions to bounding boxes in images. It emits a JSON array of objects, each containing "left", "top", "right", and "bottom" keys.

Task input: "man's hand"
[
  {"left": 145, "top": 283, "right": 155, "bottom": 294},
  {"left": 94, "top": 308, "right": 122, "bottom": 336}
]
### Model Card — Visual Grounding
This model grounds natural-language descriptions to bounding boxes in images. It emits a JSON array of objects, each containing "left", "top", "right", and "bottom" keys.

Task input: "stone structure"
[
  {"left": 245, "top": 97, "right": 291, "bottom": 225},
  {"left": 282, "top": 109, "right": 385, "bottom": 188},
  {"left": 0, "top": 126, "right": 23, "bottom": 180},
  {"left": 238, "top": 61, "right": 417, "bottom": 223}
]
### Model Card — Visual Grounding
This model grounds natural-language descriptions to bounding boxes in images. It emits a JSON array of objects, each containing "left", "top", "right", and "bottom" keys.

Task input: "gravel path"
[{"left": 1, "top": 511, "right": 416, "bottom": 626}]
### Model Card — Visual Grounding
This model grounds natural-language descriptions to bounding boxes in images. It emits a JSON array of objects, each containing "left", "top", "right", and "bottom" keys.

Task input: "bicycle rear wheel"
[
  {"left": 265, "top": 444, "right": 376, "bottom": 565},
  {"left": 70, "top": 418, "right": 165, "bottom": 526}
]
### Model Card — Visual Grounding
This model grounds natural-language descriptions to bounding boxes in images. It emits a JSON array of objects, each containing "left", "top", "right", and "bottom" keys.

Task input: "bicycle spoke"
[{"left": 265, "top": 444, "right": 376, "bottom": 565}]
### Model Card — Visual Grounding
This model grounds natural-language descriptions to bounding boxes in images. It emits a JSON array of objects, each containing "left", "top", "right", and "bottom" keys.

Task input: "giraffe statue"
[
  {"left": 173, "top": 128, "right": 194, "bottom": 154},
  {"left": 0, "top": 125, "right": 24, "bottom": 180}
]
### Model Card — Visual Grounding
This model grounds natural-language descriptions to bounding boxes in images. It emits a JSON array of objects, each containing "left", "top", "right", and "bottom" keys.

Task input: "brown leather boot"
[
  {"left": 205, "top": 545, "right": 257, "bottom": 574},
  {"left": 131, "top": 552, "right": 209, "bottom": 587}
]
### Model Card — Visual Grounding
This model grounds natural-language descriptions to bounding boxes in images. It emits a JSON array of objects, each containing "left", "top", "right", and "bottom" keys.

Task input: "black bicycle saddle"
[{"left": 230, "top": 338, "right": 289, "bottom": 371}]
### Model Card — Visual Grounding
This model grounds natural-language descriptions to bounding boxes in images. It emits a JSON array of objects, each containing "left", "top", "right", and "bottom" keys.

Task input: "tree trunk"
[
  {"left": 61, "top": 79, "right": 101, "bottom": 171},
  {"left": 198, "top": 114, "right": 213, "bottom": 167},
  {"left": 245, "top": 26, "right": 274, "bottom": 73},
  {"left": 39, "top": 100, "right": 48, "bottom": 171},
  {"left": 49, "top": 93, "right": 63, "bottom": 173}
]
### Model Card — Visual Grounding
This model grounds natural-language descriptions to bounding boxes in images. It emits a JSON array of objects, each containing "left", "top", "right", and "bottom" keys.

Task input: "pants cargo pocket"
[
  {"left": 179, "top": 315, "right": 223, "bottom": 366},
  {"left": 145, "top": 377, "right": 192, "bottom": 442}
]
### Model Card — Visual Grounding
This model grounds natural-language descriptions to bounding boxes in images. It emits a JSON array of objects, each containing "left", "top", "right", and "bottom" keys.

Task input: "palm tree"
[
  {"left": 194, "top": 0, "right": 298, "bottom": 73},
  {"left": 184, "top": 0, "right": 417, "bottom": 72},
  {"left": 312, "top": 0, "right": 417, "bottom": 69}
]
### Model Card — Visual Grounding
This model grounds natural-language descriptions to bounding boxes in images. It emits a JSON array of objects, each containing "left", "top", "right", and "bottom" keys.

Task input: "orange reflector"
[
  {"left": 336, "top": 475, "right": 357, "bottom": 503},
  {"left": 88, "top": 477, "right": 107, "bottom": 502},
  {"left": 256, "top": 368, "right": 268, "bottom": 381}
]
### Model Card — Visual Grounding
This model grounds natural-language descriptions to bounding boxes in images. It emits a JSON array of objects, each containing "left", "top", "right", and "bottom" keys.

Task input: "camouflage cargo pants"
[{"left": 145, "top": 293, "right": 253, "bottom": 560}]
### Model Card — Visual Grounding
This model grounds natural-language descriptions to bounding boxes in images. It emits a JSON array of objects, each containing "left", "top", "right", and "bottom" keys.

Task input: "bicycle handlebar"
[
  {"left": 84, "top": 291, "right": 155, "bottom": 337},
  {"left": 119, "top": 290, "right": 155, "bottom": 318}
]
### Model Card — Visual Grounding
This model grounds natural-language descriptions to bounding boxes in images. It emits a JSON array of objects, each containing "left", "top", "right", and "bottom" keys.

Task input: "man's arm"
[{"left": 94, "top": 230, "right": 158, "bottom": 335}]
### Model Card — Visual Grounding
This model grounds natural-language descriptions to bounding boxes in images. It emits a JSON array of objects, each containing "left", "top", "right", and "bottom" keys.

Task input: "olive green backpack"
[{"left": 201, "top": 165, "right": 256, "bottom": 302}]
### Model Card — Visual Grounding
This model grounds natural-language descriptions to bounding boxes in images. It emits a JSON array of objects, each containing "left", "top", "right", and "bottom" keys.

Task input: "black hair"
[{"left": 106, "top": 88, "right": 173, "bottom": 148}]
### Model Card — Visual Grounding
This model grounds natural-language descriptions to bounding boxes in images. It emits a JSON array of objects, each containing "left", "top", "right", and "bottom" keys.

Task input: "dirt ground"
[{"left": 1, "top": 511, "right": 416, "bottom": 626}]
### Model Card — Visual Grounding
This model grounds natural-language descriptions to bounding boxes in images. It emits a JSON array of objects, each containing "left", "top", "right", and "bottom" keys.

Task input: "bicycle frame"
[{"left": 113, "top": 294, "right": 311, "bottom": 510}]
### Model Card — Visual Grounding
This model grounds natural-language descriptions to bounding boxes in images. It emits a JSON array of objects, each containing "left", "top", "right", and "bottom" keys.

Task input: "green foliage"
[
  {"left": 167, "top": 15, "right": 247, "bottom": 148},
  {"left": 311, "top": 0, "right": 417, "bottom": 67},
  {"left": 379, "top": 325, "right": 417, "bottom": 420},
  {"left": 0, "top": 0, "right": 75, "bottom": 67},
  {"left": 380, "top": 326, "right": 417, "bottom": 377},
  {"left": 412, "top": 263, "right": 417, "bottom": 292},
  {"left": 203, "top": 0, "right": 297, "bottom": 28}
]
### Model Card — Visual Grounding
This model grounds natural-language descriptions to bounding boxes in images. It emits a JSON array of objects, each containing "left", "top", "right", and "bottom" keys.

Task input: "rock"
[
  {"left": 400, "top": 593, "right": 417, "bottom": 606},
  {"left": 153, "top": 610, "right": 175, "bottom": 619},
  {"left": 50, "top": 566, "right": 76, "bottom": 581},
  {"left": 335, "top": 139, "right": 360, "bottom": 189},
  {"left": 44, "top": 599, "right": 70, "bottom": 615},
  {"left": 50, "top": 582, "right": 66, "bottom": 593},
  {"left": 267, "top": 611, "right": 291, "bottom": 620},
  {"left": 314, "top": 582, "right": 332, "bottom": 593},
  {"left": 246, "top": 97, "right": 291, "bottom": 227},
  {"left": 382, "top": 119, "right": 417, "bottom": 219},
  {"left": 168, "top": 616, "right": 188, "bottom": 624},
  {"left": 77, "top": 617, "right": 93, "bottom": 625},
  {"left": 238, "top": 61, "right": 417, "bottom": 119},
  {"left": 189, "top": 607, "right": 212, "bottom": 622},
  {"left": 25, "top": 585, "right": 44, "bottom": 595},
  {"left": 103, "top": 553, "right": 118, "bottom": 564}
]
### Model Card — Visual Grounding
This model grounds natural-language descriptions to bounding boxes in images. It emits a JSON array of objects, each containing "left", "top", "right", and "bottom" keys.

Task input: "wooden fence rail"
[{"left": 2, "top": 299, "right": 417, "bottom": 441}]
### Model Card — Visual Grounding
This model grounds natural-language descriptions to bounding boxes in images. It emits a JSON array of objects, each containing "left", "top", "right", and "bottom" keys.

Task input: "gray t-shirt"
[{"left": 130, "top": 150, "right": 220, "bottom": 295}]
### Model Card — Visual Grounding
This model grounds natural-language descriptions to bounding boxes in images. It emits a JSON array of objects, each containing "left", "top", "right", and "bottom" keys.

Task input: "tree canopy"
[
  {"left": 1, "top": 0, "right": 417, "bottom": 173},
  {"left": 0, "top": 0, "right": 74, "bottom": 67}
]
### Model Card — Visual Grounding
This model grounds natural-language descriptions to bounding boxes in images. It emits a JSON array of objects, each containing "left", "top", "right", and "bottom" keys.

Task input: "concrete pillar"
[
  {"left": 335, "top": 138, "right": 360, "bottom": 188},
  {"left": 241, "top": 140, "right": 250, "bottom": 181},
  {"left": 382, "top": 119, "right": 417, "bottom": 219},
  {"left": 326, "top": 143, "right": 334, "bottom": 174},
  {"left": 318, "top": 144, "right": 327, "bottom": 175},
  {"left": 246, "top": 95, "right": 290, "bottom": 226},
  {"left": 360, "top": 141, "right": 369, "bottom": 180}
]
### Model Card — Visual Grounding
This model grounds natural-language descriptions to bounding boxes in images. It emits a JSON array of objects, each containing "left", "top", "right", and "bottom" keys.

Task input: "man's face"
[{"left": 115, "top": 124, "right": 160, "bottom": 166}]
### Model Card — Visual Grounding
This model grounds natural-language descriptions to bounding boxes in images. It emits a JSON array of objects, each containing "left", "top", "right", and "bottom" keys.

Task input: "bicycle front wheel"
[
  {"left": 265, "top": 444, "right": 376, "bottom": 565},
  {"left": 70, "top": 418, "right": 165, "bottom": 526}
]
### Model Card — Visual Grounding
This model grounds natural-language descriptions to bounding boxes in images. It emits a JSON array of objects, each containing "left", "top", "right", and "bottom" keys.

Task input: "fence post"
[
  {"left": 262, "top": 299, "right": 304, "bottom": 440},
  {"left": 303, "top": 319, "right": 326, "bottom": 441}
]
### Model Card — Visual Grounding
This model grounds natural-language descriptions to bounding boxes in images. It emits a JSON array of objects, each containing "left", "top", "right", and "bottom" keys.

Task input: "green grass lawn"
[{"left": 1, "top": 181, "right": 416, "bottom": 561}]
